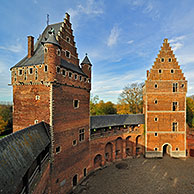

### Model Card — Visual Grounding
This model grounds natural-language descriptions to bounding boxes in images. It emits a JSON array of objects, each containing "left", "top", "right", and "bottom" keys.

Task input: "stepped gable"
[
  {"left": 0, "top": 122, "right": 50, "bottom": 194},
  {"left": 90, "top": 114, "right": 145, "bottom": 129},
  {"left": 147, "top": 38, "right": 186, "bottom": 81}
]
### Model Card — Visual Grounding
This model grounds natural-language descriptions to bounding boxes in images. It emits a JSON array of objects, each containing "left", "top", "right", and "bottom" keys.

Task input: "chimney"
[
  {"left": 28, "top": 36, "right": 34, "bottom": 58},
  {"left": 147, "top": 70, "right": 149, "bottom": 77},
  {"left": 65, "top": 13, "right": 70, "bottom": 21}
]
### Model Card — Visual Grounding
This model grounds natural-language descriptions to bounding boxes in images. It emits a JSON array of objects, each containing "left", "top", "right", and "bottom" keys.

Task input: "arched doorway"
[
  {"left": 115, "top": 137, "right": 123, "bottom": 159},
  {"left": 94, "top": 154, "right": 102, "bottom": 168},
  {"left": 126, "top": 136, "right": 133, "bottom": 157},
  {"left": 105, "top": 142, "right": 113, "bottom": 162},
  {"left": 73, "top": 174, "right": 78, "bottom": 187},
  {"left": 162, "top": 144, "right": 172, "bottom": 156},
  {"left": 136, "top": 135, "right": 141, "bottom": 155}
]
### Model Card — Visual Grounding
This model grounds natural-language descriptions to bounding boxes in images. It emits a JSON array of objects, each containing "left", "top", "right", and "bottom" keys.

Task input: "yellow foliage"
[{"left": 0, "top": 115, "right": 8, "bottom": 134}]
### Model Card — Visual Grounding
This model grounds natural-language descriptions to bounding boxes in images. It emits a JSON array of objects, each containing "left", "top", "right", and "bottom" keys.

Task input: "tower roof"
[
  {"left": 81, "top": 54, "right": 92, "bottom": 66},
  {"left": 41, "top": 28, "right": 61, "bottom": 48}
]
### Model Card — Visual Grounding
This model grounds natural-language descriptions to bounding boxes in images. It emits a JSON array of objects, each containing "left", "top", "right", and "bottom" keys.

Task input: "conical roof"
[{"left": 81, "top": 54, "right": 92, "bottom": 66}]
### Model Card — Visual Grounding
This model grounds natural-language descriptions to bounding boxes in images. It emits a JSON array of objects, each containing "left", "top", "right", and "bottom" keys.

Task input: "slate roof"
[
  {"left": 0, "top": 122, "right": 50, "bottom": 194},
  {"left": 81, "top": 55, "right": 92, "bottom": 65},
  {"left": 11, "top": 22, "right": 62, "bottom": 69},
  {"left": 90, "top": 114, "right": 145, "bottom": 129},
  {"left": 61, "top": 58, "right": 87, "bottom": 76}
]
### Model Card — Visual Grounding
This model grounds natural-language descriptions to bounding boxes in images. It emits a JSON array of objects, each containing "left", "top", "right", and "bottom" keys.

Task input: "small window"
[
  {"left": 74, "top": 74, "right": 77, "bottom": 80},
  {"left": 172, "top": 102, "right": 178, "bottom": 111},
  {"left": 154, "top": 83, "right": 158, "bottom": 88},
  {"left": 56, "top": 66, "right": 60, "bottom": 74},
  {"left": 56, "top": 146, "right": 61, "bottom": 153},
  {"left": 79, "top": 76, "right": 82, "bottom": 81},
  {"left": 172, "top": 122, "right": 178, "bottom": 131},
  {"left": 84, "top": 168, "right": 87, "bottom": 177},
  {"left": 29, "top": 68, "right": 33, "bottom": 74},
  {"left": 18, "top": 69, "right": 22, "bottom": 75},
  {"left": 171, "top": 69, "right": 174, "bottom": 74},
  {"left": 66, "top": 51, "right": 70, "bottom": 58},
  {"left": 69, "top": 72, "right": 72, "bottom": 78},
  {"left": 79, "top": 129, "right": 85, "bottom": 142},
  {"left": 158, "top": 69, "right": 162, "bottom": 74},
  {"left": 44, "top": 65, "right": 48, "bottom": 72},
  {"left": 35, "top": 95, "right": 40, "bottom": 100},
  {"left": 88, "top": 66, "right": 91, "bottom": 71},
  {"left": 57, "top": 49, "right": 61, "bottom": 56},
  {"left": 181, "top": 84, "right": 185, "bottom": 88},
  {"left": 84, "top": 77, "right": 87, "bottom": 82},
  {"left": 88, "top": 79, "right": 91, "bottom": 83},
  {"left": 72, "top": 140, "right": 77, "bottom": 146},
  {"left": 73, "top": 100, "right": 79, "bottom": 109},
  {"left": 176, "top": 147, "right": 179, "bottom": 151},
  {"left": 154, "top": 100, "right": 158, "bottom": 104},
  {"left": 173, "top": 83, "right": 178, "bottom": 92},
  {"left": 34, "top": 120, "right": 38, "bottom": 124},
  {"left": 168, "top": 58, "right": 172, "bottom": 62},
  {"left": 66, "top": 37, "right": 70, "bottom": 42},
  {"left": 161, "top": 58, "right": 164, "bottom": 62},
  {"left": 44, "top": 47, "right": 48, "bottom": 53},
  {"left": 154, "top": 148, "right": 158, "bottom": 151},
  {"left": 154, "top": 117, "right": 158, "bottom": 122},
  {"left": 73, "top": 175, "right": 77, "bottom": 187},
  {"left": 62, "top": 69, "right": 66, "bottom": 76},
  {"left": 155, "top": 133, "right": 158, "bottom": 136}
]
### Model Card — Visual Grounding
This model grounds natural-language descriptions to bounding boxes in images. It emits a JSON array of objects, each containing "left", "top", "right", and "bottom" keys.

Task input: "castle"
[{"left": 0, "top": 13, "right": 190, "bottom": 194}]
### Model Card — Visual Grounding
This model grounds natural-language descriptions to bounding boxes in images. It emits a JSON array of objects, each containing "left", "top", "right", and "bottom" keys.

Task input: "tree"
[
  {"left": 0, "top": 105, "right": 12, "bottom": 135},
  {"left": 90, "top": 96, "right": 117, "bottom": 115},
  {"left": 186, "top": 97, "right": 194, "bottom": 128},
  {"left": 117, "top": 82, "right": 143, "bottom": 114}
]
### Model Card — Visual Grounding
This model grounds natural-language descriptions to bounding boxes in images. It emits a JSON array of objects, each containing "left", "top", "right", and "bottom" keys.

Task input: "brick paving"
[{"left": 74, "top": 156, "right": 194, "bottom": 194}]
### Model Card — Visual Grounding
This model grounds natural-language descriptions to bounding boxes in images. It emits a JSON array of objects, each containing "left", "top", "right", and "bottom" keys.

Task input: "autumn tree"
[
  {"left": 186, "top": 97, "right": 194, "bottom": 128},
  {"left": 0, "top": 105, "right": 12, "bottom": 135},
  {"left": 117, "top": 82, "right": 143, "bottom": 114},
  {"left": 90, "top": 95, "right": 117, "bottom": 115}
]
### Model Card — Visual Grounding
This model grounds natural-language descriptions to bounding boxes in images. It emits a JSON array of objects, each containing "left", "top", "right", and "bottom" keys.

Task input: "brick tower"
[
  {"left": 144, "top": 39, "right": 187, "bottom": 158},
  {"left": 10, "top": 13, "right": 92, "bottom": 192}
]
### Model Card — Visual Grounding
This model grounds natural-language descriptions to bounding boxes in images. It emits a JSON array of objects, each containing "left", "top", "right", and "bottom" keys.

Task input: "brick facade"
[{"left": 144, "top": 39, "right": 187, "bottom": 158}]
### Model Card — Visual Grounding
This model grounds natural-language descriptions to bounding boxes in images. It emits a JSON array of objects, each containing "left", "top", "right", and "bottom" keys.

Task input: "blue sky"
[{"left": 1, "top": 0, "right": 194, "bottom": 103}]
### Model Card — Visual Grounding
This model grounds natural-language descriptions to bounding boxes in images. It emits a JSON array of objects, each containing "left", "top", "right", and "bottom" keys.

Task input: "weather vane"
[{"left": 47, "top": 14, "right": 49, "bottom": 26}]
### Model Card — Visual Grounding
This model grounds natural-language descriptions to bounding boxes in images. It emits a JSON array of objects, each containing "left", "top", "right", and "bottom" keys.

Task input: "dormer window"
[{"left": 66, "top": 50, "right": 70, "bottom": 58}]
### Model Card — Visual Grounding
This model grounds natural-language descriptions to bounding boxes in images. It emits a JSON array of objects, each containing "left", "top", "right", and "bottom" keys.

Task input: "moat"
[{"left": 73, "top": 156, "right": 194, "bottom": 194}]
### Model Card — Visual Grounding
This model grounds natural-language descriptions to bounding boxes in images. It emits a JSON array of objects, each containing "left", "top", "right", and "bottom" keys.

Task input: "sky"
[{"left": 0, "top": 0, "right": 194, "bottom": 103}]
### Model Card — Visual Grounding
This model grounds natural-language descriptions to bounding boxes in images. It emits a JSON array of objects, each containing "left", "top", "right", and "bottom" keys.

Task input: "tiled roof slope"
[
  {"left": 11, "top": 22, "right": 62, "bottom": 69},
  {"left": 0, "top": 122, "right": 50, "bottom": 194},
  {"left": 90, "top": 114, "right": 145, "bottom": 129}
]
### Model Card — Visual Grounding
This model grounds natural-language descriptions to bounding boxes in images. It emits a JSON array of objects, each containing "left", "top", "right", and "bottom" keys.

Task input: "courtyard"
[{"left": 73, "top": 156, "right": 194, "bottom": 194}]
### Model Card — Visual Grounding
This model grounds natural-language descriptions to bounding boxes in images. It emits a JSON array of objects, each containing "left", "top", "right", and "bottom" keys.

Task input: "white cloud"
[
  {"left": 68, "top": 0, "right": 104, "bottom": 19},
  {"left": 0, "top": 44, "right": 23, "bottom": 53},
  {"left": 171, "top": 42, "right": 183, "bottom": 51},
  {"left": 127, "top": 40, "right": 134, "bottom": 45},
  {"left": 107, "top": 26, "right": 120, "bottom": 47},
  {"left": 169, "top": 35, "right": 186, "bottom": 43},
  {"left": 169, "top": 35, "right": 186, "bottom": 51}
]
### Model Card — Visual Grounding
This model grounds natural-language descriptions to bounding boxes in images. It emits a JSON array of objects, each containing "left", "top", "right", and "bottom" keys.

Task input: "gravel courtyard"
[{"left": 73, "top": 156, "right": 194, "bottom": 194}]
